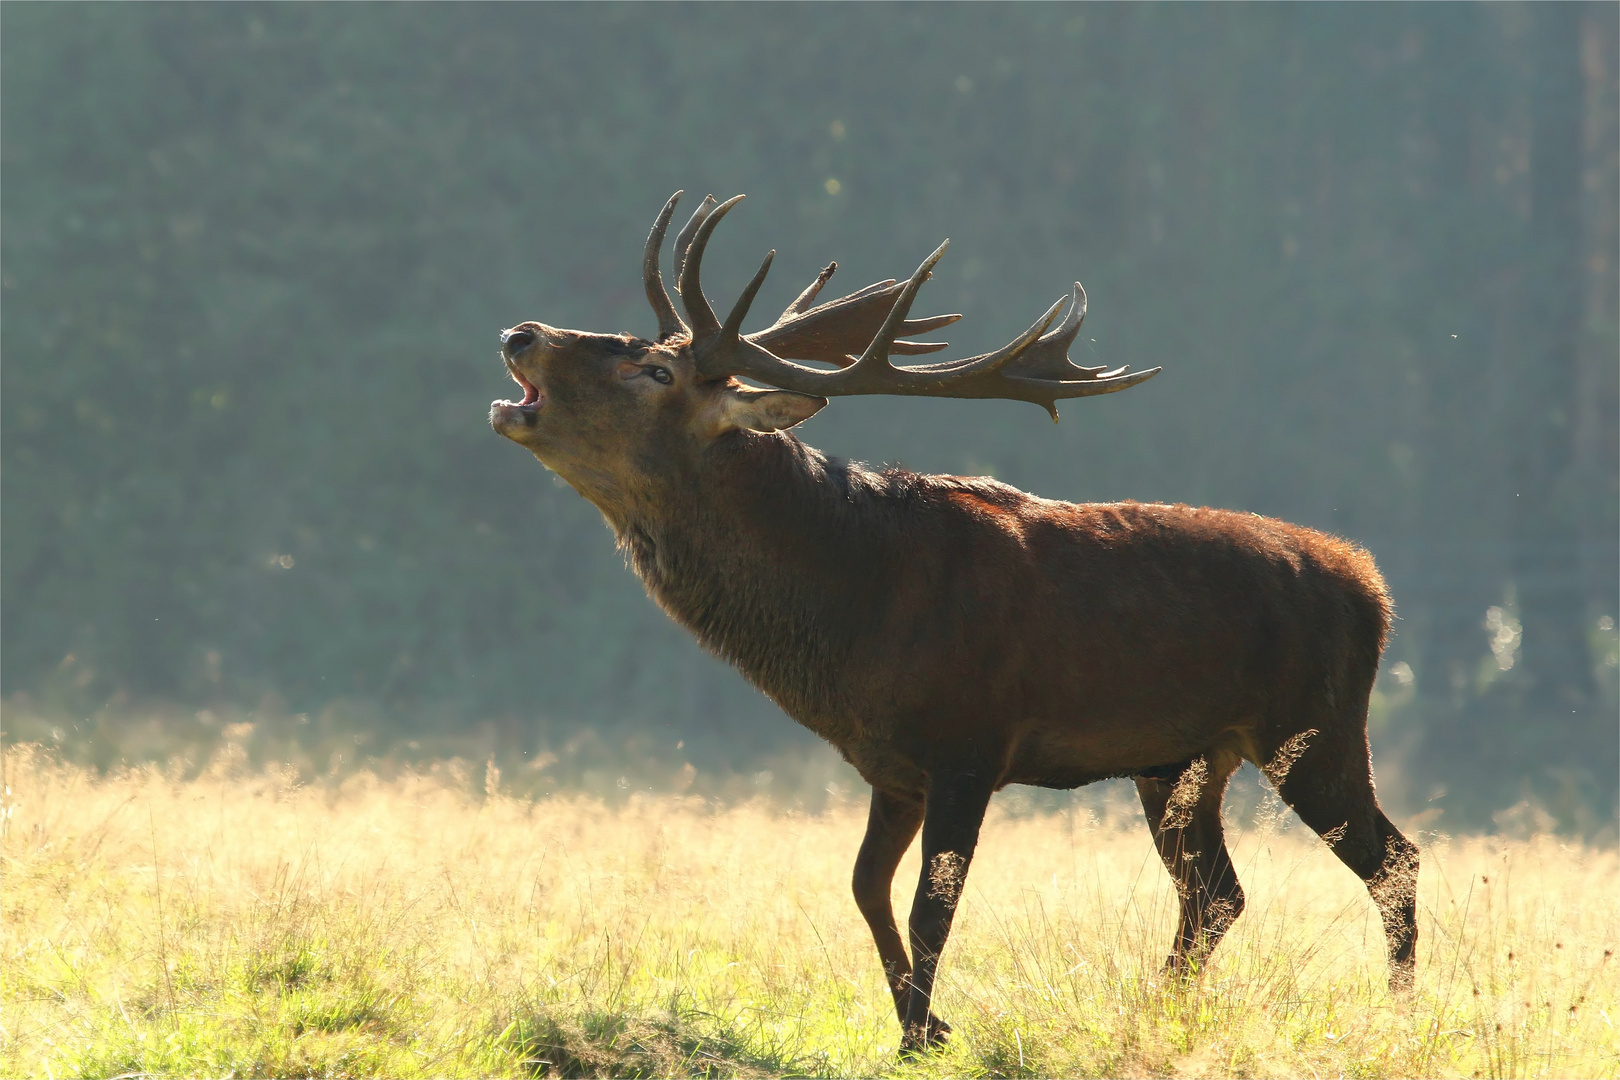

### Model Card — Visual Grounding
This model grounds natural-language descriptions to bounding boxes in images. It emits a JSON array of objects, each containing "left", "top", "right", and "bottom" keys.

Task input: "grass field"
[{"left": 3, "top": 741, "right": 1617, "bottom": 1079}]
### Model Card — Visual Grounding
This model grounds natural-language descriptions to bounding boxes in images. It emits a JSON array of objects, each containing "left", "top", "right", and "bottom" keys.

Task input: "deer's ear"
[{"left": 715, "top": 385, "right": 827, "bottom": 432}]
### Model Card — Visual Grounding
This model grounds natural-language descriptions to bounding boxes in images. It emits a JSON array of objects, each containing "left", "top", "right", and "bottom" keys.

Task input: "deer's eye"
[{"left": 646, "top": 366, "right": 673, "bottom": 385}]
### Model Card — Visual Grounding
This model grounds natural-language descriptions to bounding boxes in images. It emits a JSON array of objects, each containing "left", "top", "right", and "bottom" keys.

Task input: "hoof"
[
  {"left": 898, "top": 1016, "right": 952, "bottom": 1057},
  {"left": 1160, "top": 954, "right": 1199, "bottom": 982}
]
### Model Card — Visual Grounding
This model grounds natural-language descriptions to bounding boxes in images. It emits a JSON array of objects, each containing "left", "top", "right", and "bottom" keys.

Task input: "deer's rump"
[{"left": 853, "top": 489, "right": 1391, "bottom": 791}]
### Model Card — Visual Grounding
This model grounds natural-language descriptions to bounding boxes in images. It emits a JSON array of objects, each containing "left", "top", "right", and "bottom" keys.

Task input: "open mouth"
[
  {"left": 496, "top": 356, "right": 545, "bottom": 409},
  {"left": 491, "top": 355, "right": 547, "bottom": 434}
]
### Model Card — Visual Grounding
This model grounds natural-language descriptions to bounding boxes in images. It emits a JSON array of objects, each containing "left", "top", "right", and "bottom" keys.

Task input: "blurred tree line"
[{"left": 3, "top": 3, "right": 1615, "bottom": 826}]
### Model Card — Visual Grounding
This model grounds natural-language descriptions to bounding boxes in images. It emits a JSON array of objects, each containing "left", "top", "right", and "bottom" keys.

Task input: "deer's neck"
[{"left": 610, "top": 432, "right": 898, "bottom": 727}]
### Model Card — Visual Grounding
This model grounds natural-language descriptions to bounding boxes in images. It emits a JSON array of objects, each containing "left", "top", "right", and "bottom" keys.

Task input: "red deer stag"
[{"left": 489, "top": 192, "right": 1419, "bottom": 1053}]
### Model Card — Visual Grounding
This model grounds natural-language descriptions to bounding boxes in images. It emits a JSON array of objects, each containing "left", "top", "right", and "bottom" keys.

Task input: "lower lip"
[{"left": 491, "top": 400, "right": 543, "bottom": 427}]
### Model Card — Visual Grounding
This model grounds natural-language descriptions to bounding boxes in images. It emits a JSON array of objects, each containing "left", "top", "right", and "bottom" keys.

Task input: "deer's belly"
[{"left": 1004, "top": 716, "right": 1247, "bottom": 789}]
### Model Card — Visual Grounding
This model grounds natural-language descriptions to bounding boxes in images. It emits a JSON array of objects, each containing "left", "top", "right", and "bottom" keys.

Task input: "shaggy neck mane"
[{"left": 608, "top": 432, "right": 906, "bottom": 725}]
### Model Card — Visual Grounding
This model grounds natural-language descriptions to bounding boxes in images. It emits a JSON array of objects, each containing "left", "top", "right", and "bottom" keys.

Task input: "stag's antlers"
[{"left": 643, "top": 192, "right": 1159, "bottom": 420}]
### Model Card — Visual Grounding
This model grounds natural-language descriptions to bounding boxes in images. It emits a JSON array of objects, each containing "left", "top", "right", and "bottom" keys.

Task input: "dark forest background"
[{"left": 4, "top": 3, "right": 1616, "bottom": 828}]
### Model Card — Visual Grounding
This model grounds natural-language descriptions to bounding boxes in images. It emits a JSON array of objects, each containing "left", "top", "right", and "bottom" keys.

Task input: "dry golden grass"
[{"left": 2, "top": 742, "right": 1616, "bottom": 1078}]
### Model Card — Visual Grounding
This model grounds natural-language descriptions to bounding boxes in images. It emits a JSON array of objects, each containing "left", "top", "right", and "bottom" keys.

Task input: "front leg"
[
  {"left": 901, "top": 769, "right": 996, "bottom": 1055},
  {"left": 851, "top": 788, "right": 925, "bottom": 1028}
]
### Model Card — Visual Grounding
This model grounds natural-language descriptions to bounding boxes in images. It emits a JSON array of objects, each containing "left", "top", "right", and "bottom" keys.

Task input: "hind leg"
[
  {"left": 1136, "top": 750, "right": 1245, "bottom": 976},
  {"left": 1267, "top": 732, "right": 1419, "bottom": 992}
]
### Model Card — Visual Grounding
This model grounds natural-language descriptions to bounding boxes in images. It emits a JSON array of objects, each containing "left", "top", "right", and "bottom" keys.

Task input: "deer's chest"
[{"left": 769, "top": 698, "right": 933, "bottom": 796}]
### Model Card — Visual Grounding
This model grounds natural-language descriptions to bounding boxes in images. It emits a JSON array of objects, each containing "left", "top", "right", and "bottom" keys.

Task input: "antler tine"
[
  {"left": 771, "top": 263, "right": 956, "bottom": 347},
  {"left": 891, "top": 283, "right": 1156, "bottom": 419},
  {"left": 1042, "top": 283, "right": 1086, "bottom": 355},
  {"left": 747, "top": 277, "right": 962, "bottom": 367},
  {"left": 672, "top": 194, "right": 718, "bottom": 288},
  {"left": 676, "top": 194, "right": 747, "bottom": 344},
  {"left": 722, "top": 250, "right": 774, "bottom": 340},
  {"left": 832, "top": 278, "right": 898, "bottom": 304},
  {"left": 643, "top": 191, "right": 688, "bottom": 342},
  {"left": 893, "top": 312, "right": 962, "bottom": 337},
  {"left": 902, "top": 295, "right": 1066, "bottom": 379},
  {"left": 846, "top": 241, "right": 952, "bottom": 375},
  {"left": 691, "top": 248, "right": 776, "bottom": 378},
  {"left": 998, "top": 283, "right": 1104, "bottom": 380},
  {"left": 1063, "top": 281, "right": 1087, "bottom": 335},
  {"left": 782, "top": 263, "right": 837, "bottom": 319}
]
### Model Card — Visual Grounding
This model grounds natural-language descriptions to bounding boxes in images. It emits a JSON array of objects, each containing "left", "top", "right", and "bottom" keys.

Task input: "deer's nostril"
[{"left": 502, "top": 329, "right": 536, "bottom": 354}]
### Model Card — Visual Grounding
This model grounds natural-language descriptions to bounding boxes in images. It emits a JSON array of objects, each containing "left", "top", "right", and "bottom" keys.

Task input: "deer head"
[{"left": 489, "top": 191, "right": 1158, "bottom": 510}]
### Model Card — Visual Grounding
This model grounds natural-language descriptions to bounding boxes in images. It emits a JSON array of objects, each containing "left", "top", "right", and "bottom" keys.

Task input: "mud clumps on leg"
[
  {"left": 927, "top": 851, "right": 967, "bottom": 908},
  {"left": 1263, "top": 729, "right": 1320, "bottom": 788},
  {"left": 1161, "top": 757, "right": 1210, "bottom": 830}
]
